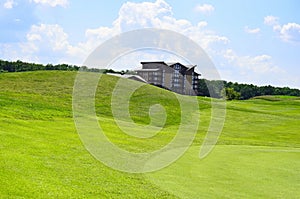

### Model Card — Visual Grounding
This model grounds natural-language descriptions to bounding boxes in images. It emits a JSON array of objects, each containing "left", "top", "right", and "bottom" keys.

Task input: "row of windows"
[
  {"left": 138, "top": 72, "right": 161, "bottom": 76},
  {"left": 140, "top": 72, "right": 198, "bottom": 89},
  {"left": 140, "top": 71, "right": 198, "bottom": 79}
]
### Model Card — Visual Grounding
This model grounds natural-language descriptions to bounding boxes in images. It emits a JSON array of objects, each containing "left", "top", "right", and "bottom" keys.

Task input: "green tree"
[
  {"left": 197, "top": 79, "right": 210, "bottom": 97},
  {"left": 221, "top": 87, "right": 241, "bottom": 100}
]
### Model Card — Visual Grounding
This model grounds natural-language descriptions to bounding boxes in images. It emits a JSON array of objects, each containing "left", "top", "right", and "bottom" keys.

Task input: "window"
[
  {"left": 173, "top": 83, "right": 180, "bottom": 87},
  {"left": 174, "top": 70, "right": 179, "bottom": 78}
]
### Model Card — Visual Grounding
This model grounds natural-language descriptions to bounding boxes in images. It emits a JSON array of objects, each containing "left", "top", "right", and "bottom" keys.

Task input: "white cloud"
[
  {"left": 3, "top": 0, "right": 17, "bottom": 9},
  {"left": 65, "top": 0, "right": 228, "bottom": 62},
  {"left": 277, "top": 22, "right": 300, "bottom": 43},
  {"left": 264, "top": 16, "right": 300, "bottom": 43},
  {"left": 25, "top": 24, "right": 69, "bottom": 51},
  {"left": 264, "top": 15, "right": 279, "bottom": 26},
  {"left": 223, "top": 49, "right": 282, "bottom": 74},
  {"left": 29, "top": 0, "right": 68, "bottom": 7},
  {"left": 0, "top": 0, "right": 226, "bottom": 65},
  {"left": 195, "top": 4, "right": 215, "bottom": 15},
  {"left": 12, "top": 23, "right": 79, "bottom": 64},
  {"left": 115, "top": 0, "right": 226, "bottom": 48},
  {"left": 244, "top": 26, "right": 260, "bottom": 34},
  {"left": 218, "top": 48, "right": 292, "bottom": 86},
  {"left": 115, "top": 0, "right": 173, "bottom": 30},
  {"left": 109, "top": 50, "right": 188, "bottom": 71}
]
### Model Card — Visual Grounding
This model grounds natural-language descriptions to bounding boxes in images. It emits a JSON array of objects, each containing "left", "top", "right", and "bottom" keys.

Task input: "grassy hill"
[{"left": 0, "top": 71, "right": 299, "bottom": 198}]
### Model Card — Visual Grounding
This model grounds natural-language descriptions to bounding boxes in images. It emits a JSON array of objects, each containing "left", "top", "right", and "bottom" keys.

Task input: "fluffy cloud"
[
  {"left": 276, "top": 23, "right": 300, "bottom": 43},
  {"left": 3, "top": 0, "right": 17, "bottom": 9},
  {"left": 85, "top": 0, "right": 226, "bottom": 50},
  {"left": 264, "top": 15, "right": 300, "bottom": 43},
  {"left": 264, "top": 15, "right": 279, "bottom": 26},
  {"left": 29, "top": 0, "right": 68, "bottom": 7},
  {"left": 13, "top": 23, "right": 76, "bottom": 64},
  {"left": 194, "top": 4, "right": 215, "bottom": 15},
  {"left": 217, "top": 48, "right": 290, "bottom": 86},
  {"left": 0, "top": 0, "right": 228, "bottom": 65},
  {"left": 25, "top": 24, "right": 69, "bottom": 51},
  {"left": 115, "top": 0, "right": 173, "bottom": 30},
  {"left": 64, "top": 0, "right": 228, "bottom": 63},
  {"left": 223, "top": 49, "right": 282, "bottom": 74},
  {"left": 244, "top": 26, "right": 260, "bottom": 34}
]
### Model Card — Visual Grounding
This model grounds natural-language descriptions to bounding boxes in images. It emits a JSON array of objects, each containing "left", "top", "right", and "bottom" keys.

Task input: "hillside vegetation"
[
  {"left": 199, "top": 79, "right": 300, "bottom": 99},
  {"left": 2, "top": 59, "right": 300, "bottom": 100},
  {"left": 0, "top": 71, "right": 299, "bottom": 198}
]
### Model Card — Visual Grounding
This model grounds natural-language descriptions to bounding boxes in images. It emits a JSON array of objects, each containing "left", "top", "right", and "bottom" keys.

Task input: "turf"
[{"left": 0, "top": 71, "right": 299, "bottom": 198}]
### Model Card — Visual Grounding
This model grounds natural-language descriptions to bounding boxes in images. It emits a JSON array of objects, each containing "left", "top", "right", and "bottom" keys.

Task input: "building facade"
[{"left": 136, "top": 61, "right": 200, "bottom": 95}]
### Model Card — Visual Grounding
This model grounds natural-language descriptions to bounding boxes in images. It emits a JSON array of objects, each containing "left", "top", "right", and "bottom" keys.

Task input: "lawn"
[{"left": 0, "top": 71, "right": 299, "bottom": 198}]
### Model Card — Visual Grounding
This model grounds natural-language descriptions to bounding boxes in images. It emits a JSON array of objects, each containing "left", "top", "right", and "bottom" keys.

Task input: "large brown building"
[{"left": 136, "top": 61, "right": 200, "bottom": 95}]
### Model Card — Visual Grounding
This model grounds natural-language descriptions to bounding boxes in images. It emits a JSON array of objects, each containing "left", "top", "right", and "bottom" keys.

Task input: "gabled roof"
[
  {"left": 140, "top": 61, "right": 167, "bottom": 65},
  {"left": 140, "top": 61, "right": 201, "bottom": 75},
  {"left": 166, "top": 62, "right": 188, "bottom": 69},
  {"left": 165, "top": 62, "right": 177, "bottom": 66},
  {"left": 186, "top": 65, "right": 196, "bottom": 69},
  {"left": 186, "top": 65, "right": 201, "bottom": 76}
]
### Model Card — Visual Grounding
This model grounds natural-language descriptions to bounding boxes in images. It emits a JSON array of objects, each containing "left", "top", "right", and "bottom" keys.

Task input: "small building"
[
  {"left": 136, "top": 61, "right": 200, "bottom": 95},
  {"left": 106, "top": 73, "right": 147, "bottom": 83}
]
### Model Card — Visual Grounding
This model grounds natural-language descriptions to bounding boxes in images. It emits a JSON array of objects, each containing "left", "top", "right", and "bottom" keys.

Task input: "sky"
[{"left": 0, "top": 0, "right": 300, "bottom": 88}]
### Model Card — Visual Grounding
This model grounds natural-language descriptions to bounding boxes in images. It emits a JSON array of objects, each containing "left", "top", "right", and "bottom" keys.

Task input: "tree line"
[
  {"left": 0, "top": 59, "right": 121, "bottom": 73},
  {"left": 0, "top": 59, "right": 80, "bottom": 72},
  {"left": 198, "top": 79, "right": 300, "bottom": 100},
  {"left": 1, "top": 59, "right": 299, "bottom": 99}
]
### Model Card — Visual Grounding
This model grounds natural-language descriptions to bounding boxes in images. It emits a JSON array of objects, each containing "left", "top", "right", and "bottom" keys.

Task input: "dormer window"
[{"left": 174, "top": 64, "right": 180, "bottom": 70}]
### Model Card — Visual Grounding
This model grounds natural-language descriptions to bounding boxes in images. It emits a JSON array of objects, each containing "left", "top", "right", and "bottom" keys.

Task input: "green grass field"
[{"left": 0, "top": 71, "right": 299, "bottom": 198}]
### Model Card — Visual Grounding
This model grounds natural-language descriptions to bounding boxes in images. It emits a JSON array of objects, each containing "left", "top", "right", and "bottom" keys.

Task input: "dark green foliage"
[
  {"left": 197, "top": 79, "right": 226, "bottom": 98},
  {"left": 198, "top": 79, "right": 300, "bottom": 99},
  {"left": 221, "top": 87, "right": 241, "bottom": 100},
  {"left": 103, "top": 69, "right": 123, "bottom": 74},
  {"left": 103, "top": 69, "right": 137, "bottom": 75},
  {"left": 0, "top": 59, "right": 80, "bottom": 72},
  {"left": 197, "top": 79, "right": 210, "bottom": 97}
]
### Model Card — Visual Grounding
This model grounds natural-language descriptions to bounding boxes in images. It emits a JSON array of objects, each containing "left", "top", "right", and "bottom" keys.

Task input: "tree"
[
  {"left": 240, "top": 85, "right": 255, "bottom": 99},
  {"left": 197, "top": 79, "right": 210, "bottom": 97},
  {"left": 221, "top": 87, "right": 241, "bottom": 100}
]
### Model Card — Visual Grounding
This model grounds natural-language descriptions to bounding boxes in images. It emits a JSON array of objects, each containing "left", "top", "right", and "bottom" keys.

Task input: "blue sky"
[{"left": 1, "top": 0, "right": 299, "bottom": 88}]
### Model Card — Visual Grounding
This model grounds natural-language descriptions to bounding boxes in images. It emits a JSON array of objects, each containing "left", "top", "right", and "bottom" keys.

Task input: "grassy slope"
[{"left": 0, "top": 71, "right": 299, "bottom": 198}]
